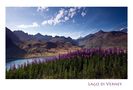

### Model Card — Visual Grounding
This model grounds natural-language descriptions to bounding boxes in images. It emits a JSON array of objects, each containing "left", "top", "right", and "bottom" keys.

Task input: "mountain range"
[
  {"left": 6, "top": 27, "right": 127, "bottom": 60},
  {"left": 13, "top": 30, "right": 77, "bottom": 45},
  {"left": 78, "top": 30, "right": 127, "bottom": 48}
]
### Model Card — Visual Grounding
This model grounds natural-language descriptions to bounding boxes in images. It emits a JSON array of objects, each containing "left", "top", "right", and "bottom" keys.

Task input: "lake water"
[{"left": 6, "top": 56, "right": 57, "bottom": 70}]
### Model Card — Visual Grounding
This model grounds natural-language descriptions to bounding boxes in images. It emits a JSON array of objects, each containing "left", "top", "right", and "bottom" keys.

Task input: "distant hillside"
[
  {"left": 13, "top": 30, "right": 77, "bottom": 45},
  {"left": 78, "top": 30, "right": 127, "bottom": 48},
  {"left": 50, "top": 36, "right": 77, "bottom": 45},
  {"left": 13, "top": 30, "right": 34, "bottom": 41},
  {"left": 34, "top": 33, "right": 52, "bottom": 42}
]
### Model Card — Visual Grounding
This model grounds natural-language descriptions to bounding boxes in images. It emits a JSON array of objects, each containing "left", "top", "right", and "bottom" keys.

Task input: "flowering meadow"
[{"left": 6, "top": 48, "right": 127, "bottom": 79}]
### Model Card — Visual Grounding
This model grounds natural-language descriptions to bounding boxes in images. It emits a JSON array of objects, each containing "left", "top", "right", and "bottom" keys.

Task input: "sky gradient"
[{"left": 6, "top": 7, "right": 127, "bottom": 39}]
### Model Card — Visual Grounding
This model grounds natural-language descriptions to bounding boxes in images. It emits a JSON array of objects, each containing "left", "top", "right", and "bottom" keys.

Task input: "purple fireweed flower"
[
  {"left": 108, "top": 48, "right": 113, "bottom": 55},
  {"left": 103, "top": 49, "right": 108, "bottom": 58},
  {"left": 116, "top": 48, "right": 121, "bottom": 55},
  {"left": 120, "top": 48, "right": 124, "bottom": 53}
]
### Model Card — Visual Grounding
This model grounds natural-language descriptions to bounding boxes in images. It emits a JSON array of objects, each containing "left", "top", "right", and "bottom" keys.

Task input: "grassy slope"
[{"left": 19, "top": 41, "right": 81, "bottom": 58}]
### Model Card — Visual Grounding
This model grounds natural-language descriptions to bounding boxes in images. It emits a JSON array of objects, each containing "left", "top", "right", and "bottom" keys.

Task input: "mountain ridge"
[
  {"left": 6, "top": 27, "right": 127, "bottom": 59},
  {"left": 78, "top": 30, "right": 127, "bottom": 48}
]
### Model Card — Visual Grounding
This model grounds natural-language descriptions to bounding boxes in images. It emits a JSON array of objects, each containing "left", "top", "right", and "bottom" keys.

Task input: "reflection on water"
[{"left": 6, "top": 56, "right": 57, "bottom": 70}]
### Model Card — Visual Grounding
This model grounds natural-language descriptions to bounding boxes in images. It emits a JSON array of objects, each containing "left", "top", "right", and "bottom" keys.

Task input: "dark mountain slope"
[
  {"left": 6, "top": 27, "right": 21, "bottom": 45},
  {"left": 6, "top": 28, "right": 26, "bottom": 60}
]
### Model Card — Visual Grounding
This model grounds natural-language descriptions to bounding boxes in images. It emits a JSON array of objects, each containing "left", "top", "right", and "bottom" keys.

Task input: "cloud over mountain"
[{"left": 17, "top": 22, "right": 40, "bottom": 29}]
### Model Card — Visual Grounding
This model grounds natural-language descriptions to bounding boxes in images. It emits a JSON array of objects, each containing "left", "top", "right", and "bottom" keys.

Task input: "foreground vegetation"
[{"left": 6, "top": 48, "right": 127, "bottom": 79}]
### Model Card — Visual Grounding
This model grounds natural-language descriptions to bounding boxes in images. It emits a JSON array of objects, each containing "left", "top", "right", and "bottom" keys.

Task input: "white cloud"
[
  {"left": 42, "top": 19, "right": 55, "bottom": 25},
  {"left": 42, "top": 9, "right": 65, "bottom": 26},
  {"left": 42, "top": 21, "right": 48, "bottom": 25},
  {"left": 32, "top": 22, "right": 39, "bottom": 27},
  {"left": 81, "top": 12, "right": 86, "bottom": 17},
  {"left": 37, "top": 7, "right": 49, "bottom": 12},
  {"left": 17, "top": 22, "right": 39, "bottom": 29},
  {"left": 69, "top": 7, "right": 77, "bottom": 12},
  {"left": 64, "top": 16, "right": 69, "bottom": 21},
  {"left": 120, "top": 27, "right": 127, "bottom": 31},
  {"left": 41, "top": 7, "right": 83, "bottom": 26},
  {"left": 68, "top": 7, "right": 77, "bottom": 18},
  {"left": 53, "top": 9, "right": 65, "bottom": 25}
]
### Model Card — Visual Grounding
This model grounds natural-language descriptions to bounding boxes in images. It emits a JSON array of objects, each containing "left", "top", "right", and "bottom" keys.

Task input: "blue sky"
[{"left": 6, "top": 7, "right": 127, "bottom": 39}]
